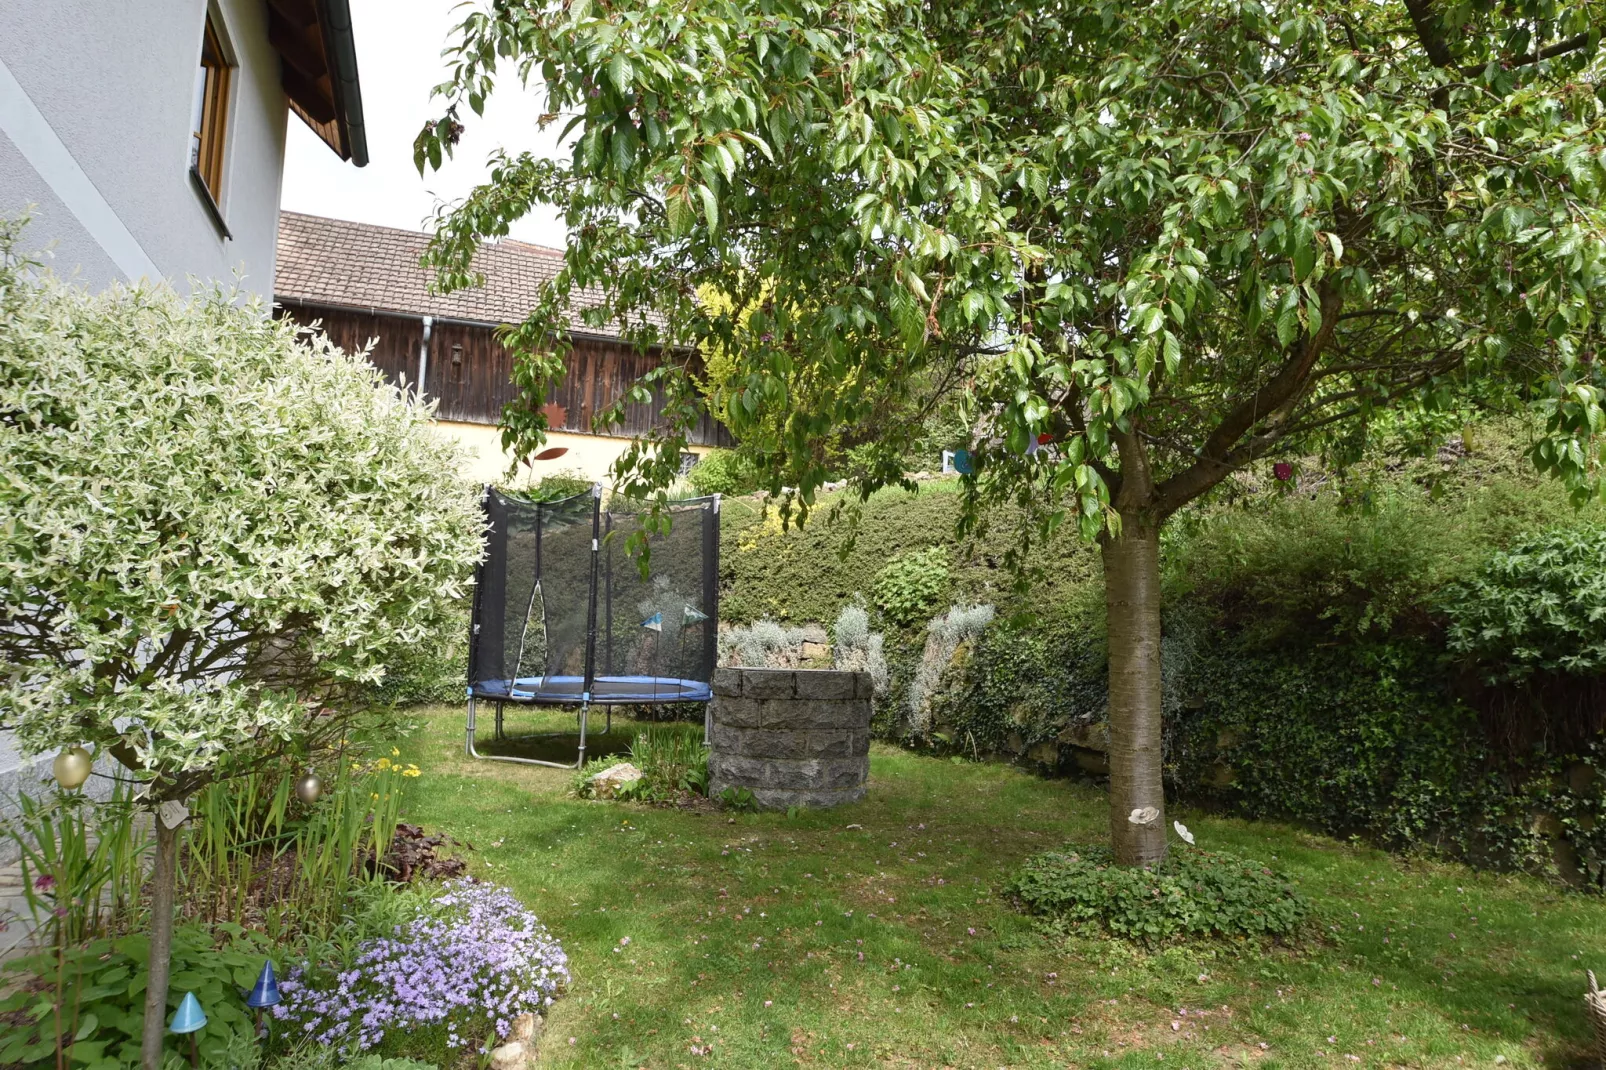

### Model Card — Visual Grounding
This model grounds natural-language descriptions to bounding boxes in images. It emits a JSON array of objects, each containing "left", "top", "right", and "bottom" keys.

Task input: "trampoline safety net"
[{"left": 468, "top": 486, "right": 719, "bottom": 706}]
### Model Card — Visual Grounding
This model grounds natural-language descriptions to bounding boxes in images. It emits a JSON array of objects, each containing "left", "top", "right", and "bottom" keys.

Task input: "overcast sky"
[{"left": 280, "top": 0, "right": 571, "bottom": 249}]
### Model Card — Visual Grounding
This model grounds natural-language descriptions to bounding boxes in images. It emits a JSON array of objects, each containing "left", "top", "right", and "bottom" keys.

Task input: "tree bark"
[
  {"left": 140, "top": 815, "right": 180, "bottom": 1070},
  {"left": 1102, "top": 516, "right": 1167, "bottom": 866}
]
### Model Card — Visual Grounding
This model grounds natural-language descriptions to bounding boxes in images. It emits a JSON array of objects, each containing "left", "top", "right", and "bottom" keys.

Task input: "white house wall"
[{"left": 0, "top": 0, "right": 286, "bottom": 294}]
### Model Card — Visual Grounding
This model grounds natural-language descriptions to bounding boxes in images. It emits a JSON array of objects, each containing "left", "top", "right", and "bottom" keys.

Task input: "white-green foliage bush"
[
  {"left": 831, "top": 603, "right": 889, "bottom": 697},
  {"left": 718, "top": 617, "right": 809, "bottom": 667},
  {"left": 0, "top": 225, "right": 484, "bottom": 786},
  {"left": 908, "top": 604, "right": 994, "bottom": 736}
]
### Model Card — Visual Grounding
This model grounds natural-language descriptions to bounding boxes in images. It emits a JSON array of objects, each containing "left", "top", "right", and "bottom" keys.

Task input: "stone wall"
[{"left": 708, "top": 667, "right": 872, "bottom": 809}]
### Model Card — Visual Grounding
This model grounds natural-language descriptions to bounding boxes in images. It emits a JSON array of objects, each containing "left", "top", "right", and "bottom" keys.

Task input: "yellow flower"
[
  {"left": 403, "top": 765, "right": 421, "bottom": 777},
  {"left": 391, "top": 747, "right": 401, "bottom": 757},
  {"left": 377, "top": 757, "right": 392, "bottom": 770}
]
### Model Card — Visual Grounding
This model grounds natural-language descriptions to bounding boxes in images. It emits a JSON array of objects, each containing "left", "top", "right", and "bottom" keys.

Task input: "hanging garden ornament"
[
  {"left": 169, "top": 991, "right": 207, "bottom": 1034},
  {"left": 246, "top": 960, "right": 282, "bottom": 1008},
  {"left": 294, "top": 769, "right": 323, "bottom": 805},
  {"left": 641, "top": 611, "right": 664, "bottom": 633},
  {"left": 52, "top": 746, "right": 92, "bottom": 791},
  {"left": 951, "top": 448, "right": 974, "bottom": 475},
  {"left": 1273, "top": 462, "right": 1294, "bottom": 482}
]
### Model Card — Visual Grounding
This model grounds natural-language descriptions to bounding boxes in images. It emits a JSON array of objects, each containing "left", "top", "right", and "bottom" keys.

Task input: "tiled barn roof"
[{"left": 275, "top": 211, "right": 614, "bottom": 333}]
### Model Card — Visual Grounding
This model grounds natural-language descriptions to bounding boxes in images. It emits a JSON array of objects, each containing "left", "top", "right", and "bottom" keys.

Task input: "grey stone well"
[{"left": 707, "top": 666, "right": 872, "bottom": 809}]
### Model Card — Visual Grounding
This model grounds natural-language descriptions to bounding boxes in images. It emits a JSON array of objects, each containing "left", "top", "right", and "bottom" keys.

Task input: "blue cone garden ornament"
[
  {"left": 246, "top": 960, "right": 281, "bottom": 1009},
  {"left": 169, "top": 991, "right": 207, "bottom": 1034},
  {"left": 952, "top": 448, "right": 974, "bottom": 475}
]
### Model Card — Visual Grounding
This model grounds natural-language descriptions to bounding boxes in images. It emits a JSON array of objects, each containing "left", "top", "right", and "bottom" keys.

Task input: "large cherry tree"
[{"left": 419, "top": 0, "right": 1606, "bottom": 863}]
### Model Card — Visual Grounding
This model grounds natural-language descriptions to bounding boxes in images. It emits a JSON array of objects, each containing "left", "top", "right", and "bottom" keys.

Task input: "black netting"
[
  {"left": 599, "top": 497, "right": 719, "bottom": 704},
  {"left": 468, "top": 487, "right": 718, "bottom": 705}
]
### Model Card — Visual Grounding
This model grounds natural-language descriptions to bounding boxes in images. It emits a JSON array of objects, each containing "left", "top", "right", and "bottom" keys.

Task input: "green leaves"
[
  {"left": 416, "top": 0, "right": 1606, "bottom": 553},
  {"left": 1443, "top": 525, "right": 1606, "bottom": 683},
  {"left": 1008, "top": 844, "right": 1311, "bottom": 944},
  {"left": 0, "top": 925, "right": 276, "bottom": 1067}
]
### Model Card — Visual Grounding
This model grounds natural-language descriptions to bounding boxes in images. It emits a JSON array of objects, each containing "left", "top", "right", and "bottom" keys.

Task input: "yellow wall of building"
[{"left": 435, "top": 421, "right": 711, "bottom": 488}]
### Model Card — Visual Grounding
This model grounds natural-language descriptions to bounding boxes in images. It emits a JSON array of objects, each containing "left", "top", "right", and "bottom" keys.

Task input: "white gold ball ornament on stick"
[
  {"left": 294, "top": 770, "right": 323, "bottom": 805},
  {"left": 52, "top": 746, "right": 93, "bottom": 791}
]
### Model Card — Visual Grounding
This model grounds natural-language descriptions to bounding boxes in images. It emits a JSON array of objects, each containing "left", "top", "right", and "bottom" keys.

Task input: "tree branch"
[
  {"left": 1403, "top": 0, "right": 1456, "bottom": 69},
  {"left": 1462, "top": 26, "right": 1604, "bottom": 75},
  {"left": 1152, "top": 282, "right": 1344, "bottom": 515}
]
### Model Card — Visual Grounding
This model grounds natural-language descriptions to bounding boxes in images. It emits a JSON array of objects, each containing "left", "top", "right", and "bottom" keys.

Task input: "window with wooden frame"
[{"left": 189, "top": 12, "right": 234, "bottom": 209}]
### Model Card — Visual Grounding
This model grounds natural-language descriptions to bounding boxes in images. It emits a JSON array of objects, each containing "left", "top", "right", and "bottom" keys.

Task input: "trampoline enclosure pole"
[
  {"left": 466, "top": 696, "right": 477, "bottom": 757},
  {"left": 578, "top": 484, "right": 602, "bottom": 770},
  {"left": 577, "top": 701, "right": 589, "bottom": 767}
]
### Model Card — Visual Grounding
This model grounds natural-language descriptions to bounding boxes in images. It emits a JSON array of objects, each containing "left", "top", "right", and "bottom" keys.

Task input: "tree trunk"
[
  {"left": 1102, "top": 516, "right": 1167, "bottom": 866},
  {"left": 141, "top": 815, "right": 180, "bottom": 1070}
]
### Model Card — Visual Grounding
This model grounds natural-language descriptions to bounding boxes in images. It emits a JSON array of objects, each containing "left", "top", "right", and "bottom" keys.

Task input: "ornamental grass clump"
[
  {"left": 1007, "top": 845, "right": 1311, "bottom": 945},
  {"left": 274, "top": 880, "right": 568, "bottom": 1053}
]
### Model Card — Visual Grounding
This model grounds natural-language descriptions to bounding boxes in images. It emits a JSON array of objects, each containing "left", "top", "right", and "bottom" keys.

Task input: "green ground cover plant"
[
  {"left": 1007, "top": 845, "right": 1311, "bottom": 944},
  {"left": 395, "top": 706, "right": 1606, "bottom": 1069},
  {"left": 0, "top": 922, "right": 277, "bottom": 1068}
]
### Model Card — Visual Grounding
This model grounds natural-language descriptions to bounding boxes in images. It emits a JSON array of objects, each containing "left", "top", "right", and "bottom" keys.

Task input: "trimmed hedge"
[{"left": 718, "top": 480, "right": 1099, "bottom": 627}]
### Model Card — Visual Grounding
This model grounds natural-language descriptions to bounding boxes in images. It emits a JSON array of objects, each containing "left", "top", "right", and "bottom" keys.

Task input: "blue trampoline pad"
[{"left": 471, "top": 675, "right": 712, "bottom": 704}]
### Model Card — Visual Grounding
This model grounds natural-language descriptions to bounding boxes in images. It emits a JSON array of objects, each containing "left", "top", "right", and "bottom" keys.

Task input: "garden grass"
[{"left": 395, "top": 706, "right": 1606, "bottom": 1069}]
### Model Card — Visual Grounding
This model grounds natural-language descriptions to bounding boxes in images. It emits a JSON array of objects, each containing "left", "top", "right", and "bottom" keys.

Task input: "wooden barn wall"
[
  {"left": 276, "top": 301, "right": 731, "bottom": 446},
  {"left": 278, "top": 303, "right": 423, "bottom": 392}
]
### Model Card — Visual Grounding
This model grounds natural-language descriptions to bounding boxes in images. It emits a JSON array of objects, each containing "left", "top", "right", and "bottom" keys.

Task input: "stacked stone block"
[{"left": 708, "top": 667, "right": 872, "bottom": 809}]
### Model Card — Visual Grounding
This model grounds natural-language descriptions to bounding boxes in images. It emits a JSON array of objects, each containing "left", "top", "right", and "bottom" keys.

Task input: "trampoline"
[{"left": 464, "top": 484, "right": 720, "bottom": 769}]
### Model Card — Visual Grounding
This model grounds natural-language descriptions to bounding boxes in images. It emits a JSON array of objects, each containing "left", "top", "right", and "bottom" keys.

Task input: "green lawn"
[{"left": 396, "top": 706, "right": 1606, "bottom": 1069}]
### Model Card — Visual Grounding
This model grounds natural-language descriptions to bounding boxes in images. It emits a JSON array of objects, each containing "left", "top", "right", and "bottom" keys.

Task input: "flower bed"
[{"left": 275, "top": 880, "right": 568, "bottom": 1053}]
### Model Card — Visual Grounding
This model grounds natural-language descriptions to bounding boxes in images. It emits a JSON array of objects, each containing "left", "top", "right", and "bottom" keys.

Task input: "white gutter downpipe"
[{"left": 417, "top": 316, "right": 433, "bottom": 400}]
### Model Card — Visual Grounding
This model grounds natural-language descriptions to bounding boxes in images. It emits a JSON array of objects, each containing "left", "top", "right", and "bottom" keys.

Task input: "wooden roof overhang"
[{"left": 267, "top": 0, "right": 368, "bottom": 166}]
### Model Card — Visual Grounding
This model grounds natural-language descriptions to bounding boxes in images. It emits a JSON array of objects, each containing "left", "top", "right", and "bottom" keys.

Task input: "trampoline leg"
[
  {"left": 577, "top": 702, "right": 590, "bottom": 769},
  {"left": 704, "top": 703, "right": 712, "bottom": 746},
  {"left": 468, "top": 690, "right": 594, "bottom": 767},
  {"left": 495, "top": 702, "right": 505, "bottom": 741},
  {"left": 605, "top": 707, "right": 612, "bottom": 736}
]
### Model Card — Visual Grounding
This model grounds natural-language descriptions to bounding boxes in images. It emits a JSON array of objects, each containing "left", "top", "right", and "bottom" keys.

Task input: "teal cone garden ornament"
[
  {"left": 246, "top": 960, "right": 281, "bottom": 1008},
  {"left": 169, "top": 991, "right": 206, "bottom": 1034}
]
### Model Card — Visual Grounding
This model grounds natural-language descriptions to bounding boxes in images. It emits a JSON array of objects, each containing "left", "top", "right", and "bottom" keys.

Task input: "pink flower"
[{"left": 33, "top": 874, "right": 55, "bottom": 893}]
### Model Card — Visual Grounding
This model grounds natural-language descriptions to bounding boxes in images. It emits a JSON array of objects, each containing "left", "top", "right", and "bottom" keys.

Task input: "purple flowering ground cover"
[
  {"left": 274, "top": 879, "right": 568, "bottom": 1053},
  {"left": 389, "top": 707, "right": 1606, "bottom": 1069}
]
